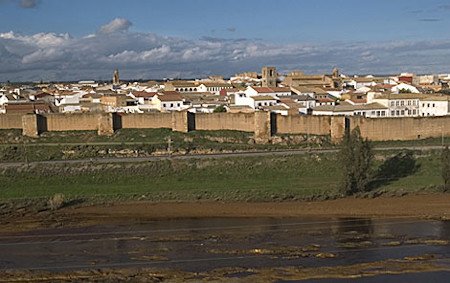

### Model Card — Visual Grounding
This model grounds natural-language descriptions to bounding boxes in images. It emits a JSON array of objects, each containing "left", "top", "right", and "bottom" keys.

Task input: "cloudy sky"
[{"left": 1, "top": 0, "right": 450, "bottom": 82}]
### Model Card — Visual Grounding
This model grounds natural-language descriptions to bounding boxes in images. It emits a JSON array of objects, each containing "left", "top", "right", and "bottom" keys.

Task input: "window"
[
  {"left": 170, "top": 103, "right": 173, "bottom": 107},
  {"left": 177, "top": 103, "right": 180, "bottom": 107},
  {"left": 396, "top": 110, "right": 400, "bottom": 116},
  {"left": 381, "top": 111, "right": 386, "bottom": 116},
  {"left": 391, "top": 111, "right": 395, "bottom": 116},
  {"left": 163, "top": 103, "right": 166, "bottom": 107},
  {"left": 407, "top": 101, "right": 411, "bottom": 106},
  {"left": 396, "top": 101, "right": 399, "bottom": 106},
  {"left": 401, "top": 101, "right": 404, "bottom": 106},
  {"left": 413, "top": 110, "right": 416, "bottom": 115},
  {"left": 433, "top": 103, "right": 435, "bottom": 107},
  {"left": 376, "top": 111, "right": 380, "bottom": 116},
  {"left": 408, "top": 110, "right": 411, "bottom": 115},
  {"left": 390, "top": 101, "right": 394, "bottom": 106},
  {"left": 428, "top": 103, "right": 430, "bottom": 107},
  {"left": 401, "top": 110, "right": 405, "bottom": 115}
]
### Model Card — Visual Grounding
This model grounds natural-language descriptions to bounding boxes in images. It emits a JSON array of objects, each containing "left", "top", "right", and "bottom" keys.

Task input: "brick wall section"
[
  {"left": 22, "top": 115, "right": 39, "bottom": 137},
  {"left": 254, "top": 111, "right": 271, "bottom": 143},
  {"left": 330, "top": 116, "right": 347, "bottom": 143},
  {"left": 350, "top": 116, "right": 450, "bottom": 141},
  {"left": 171, "top": 111, "right": 189, "bottom": 133},
  {"left": 98, "top": 113, "right": 114, "bottom": 136},
  {"left": 0, "top": 112, "right": 448, "bottom": 142},
  {"left": 121, "top": 113, "right": 172, "bottom": 129},
  {"left": 275, "top": 115, "right": 331, "bottom": 135},
  {"left": 0, "top": 114, "right": 23, "bottom": 129},
  {"left": 44, "top": 113, "right": 99, "bottom": 131},
  {"left": 195, "top": 113, "right": 254, "bottom": 132}
]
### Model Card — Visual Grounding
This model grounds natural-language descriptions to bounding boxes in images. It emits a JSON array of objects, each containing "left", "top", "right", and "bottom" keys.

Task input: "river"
[{"left": 1, "top": 217, "right": 450, "bottom": 281}]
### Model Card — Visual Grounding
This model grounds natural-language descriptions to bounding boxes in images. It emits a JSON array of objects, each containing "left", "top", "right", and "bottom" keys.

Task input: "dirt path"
[{"left": 74, "top": 193, "right": 450, "bottom": 220}]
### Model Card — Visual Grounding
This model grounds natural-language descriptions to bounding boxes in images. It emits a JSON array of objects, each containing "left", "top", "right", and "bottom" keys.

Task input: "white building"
[
  {"left": 312, "top": 102, "right": 388, "bottom": 118},
  {"left": 419, "top": 96, "right": 450, "bottom": 117},
  {"left": 372, "top": 94, "right": 421, "bottom": 117},
  {"left": 151, "top": 92, "right": 184, "bottom": 112},
  {"left": 391, "top": 83, "right": 420, "bottom": 94},
  {"left": 244, "top": 86, "right": 290, "bottom": 97},
  {"left": 234, "top": 93, "right": 278, "bottom": 109},
  {"left": 197, "top": 83, "right": 233, "bottom": 95}
]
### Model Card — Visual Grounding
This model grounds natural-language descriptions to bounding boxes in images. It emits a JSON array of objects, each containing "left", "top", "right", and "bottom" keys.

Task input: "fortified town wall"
[{"left": 1, "top": 112, "right": 450, "bottom": 143}]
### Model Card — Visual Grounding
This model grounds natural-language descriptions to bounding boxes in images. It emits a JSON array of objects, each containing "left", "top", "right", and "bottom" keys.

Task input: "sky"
[{"left": 1, "top": 0, "right": 450, "bottom": 81}]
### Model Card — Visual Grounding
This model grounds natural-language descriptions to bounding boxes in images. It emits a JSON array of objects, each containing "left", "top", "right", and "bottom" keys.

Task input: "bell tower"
[
  {"left": 113, "top": 69, "right": 120, "bottom": 85},
  {"left": 261, "top": 66, "right": 277, "bottom": 88}
]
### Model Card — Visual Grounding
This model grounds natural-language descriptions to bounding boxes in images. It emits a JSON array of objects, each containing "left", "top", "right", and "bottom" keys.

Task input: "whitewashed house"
[
  {"left": 391, "top": 83, "right": 420, "bottom": 94},
  {"left": 419, "top": 96, "right": 450, "bottom": 117},
  {"left": 197, "top": 82, "right": 233, "bottom": 95},
  {"left": 234, "top": 92, "right": 278, "bottom": 109}
]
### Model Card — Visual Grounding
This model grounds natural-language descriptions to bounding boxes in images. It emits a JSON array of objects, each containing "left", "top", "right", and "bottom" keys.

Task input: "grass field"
[
  {"left": 0, "top": 129, "right": 332, "bottom": 162},
  {"left": 0, "top": 150, "right": 445, "bottom": 201}
]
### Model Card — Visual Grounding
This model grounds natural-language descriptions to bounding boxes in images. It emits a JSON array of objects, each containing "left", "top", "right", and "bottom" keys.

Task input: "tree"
[
  {"left": 339, "top": 127, "right": 373, "bottom": 196},
  {"left": 399, "top": 88, "right": 412, "bottom": 93},
  {"left": 213, "top": 105, "right": 227, "bottom": 113},
  {"left": 442, "top": 146, "right": 450, "bottom": 191}
]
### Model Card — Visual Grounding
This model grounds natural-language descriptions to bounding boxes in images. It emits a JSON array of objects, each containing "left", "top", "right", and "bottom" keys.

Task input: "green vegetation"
[
  {"left": 399, "top": 88, "right": 412, "bottom": 93},
  {"left": 213, "top": 105, "right": 227, "bottom": 113},
  {"left": 443, "top": 146, "right": 450, "bottom": 191},
  {"left": 339, "top": 127, "right": 373, "bottom": 196},
  {"left": 0, "top": 150, "right": 444, "bottom": 201},
  {"left": 0, "top": 129, "right": 332, "bottom": 162},
  {"left": 372, "top": 137, "right": 449, "bottom": 148}
]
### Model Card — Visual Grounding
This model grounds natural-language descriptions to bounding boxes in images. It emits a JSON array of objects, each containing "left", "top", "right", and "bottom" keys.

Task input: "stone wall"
[
  {"left": 350, "top": 116, "right": 450, "bottom": 141},
  {"left": 275, "top": 115, "right": 331, "bottom": 136},
  {"left": 44, "top": 113, "right": 99, "bottom": 131},
  {"left": 1, "top": 112, "right": 449, "bottom": 142},
  {"left": 194, "top": 113, "right": 255, "bottom": 132},
  {"left": 0, "top": 114, "right": 23, "bottom": 129},
  {"left": 120, "top": 113, "right": 172, "bottom": 129}
]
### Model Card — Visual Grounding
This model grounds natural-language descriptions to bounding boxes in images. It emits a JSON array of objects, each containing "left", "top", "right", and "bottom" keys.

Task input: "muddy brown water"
[{"left": 1, "top": 217, "right": 450, "bottom": 281}]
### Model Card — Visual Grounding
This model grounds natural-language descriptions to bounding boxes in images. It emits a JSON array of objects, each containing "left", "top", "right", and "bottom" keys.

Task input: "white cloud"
[
  {"left": 99, "top": 18, "right": 132, "bottom": 34},
  {"left": 1, "top": 18, "right": 450, "bottom": 81}
]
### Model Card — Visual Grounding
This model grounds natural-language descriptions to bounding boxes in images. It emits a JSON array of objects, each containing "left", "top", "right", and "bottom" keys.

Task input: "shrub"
[{"left": 48, "top": 193, "right": 66, "bottom": 210}]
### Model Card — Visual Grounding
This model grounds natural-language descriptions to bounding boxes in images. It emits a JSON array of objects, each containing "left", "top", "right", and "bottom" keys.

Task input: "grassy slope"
[
  {"left": 0, "top": 129, "right": 332, "bottom": 162},
  {"left": 0, "top": 151, "right": 444, "bottom": 201}
]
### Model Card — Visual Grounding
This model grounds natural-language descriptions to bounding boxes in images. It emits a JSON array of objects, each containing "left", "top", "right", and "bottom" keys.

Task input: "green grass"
[
  {"left": 0, "top": 151, "right": 445, "bottom": 201},
  {"left": 0, "top": 154, "right": 338, "bottom": 200},
  {"left": 373, "top": 137, "right": 450, "bottom": 148},
  {"left": 0, "top": 129, "right": 332, "bottom": 162}
]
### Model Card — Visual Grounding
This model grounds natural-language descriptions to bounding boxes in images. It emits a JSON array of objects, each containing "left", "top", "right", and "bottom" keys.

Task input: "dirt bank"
[
  {"left": 75, "top": 193, "right": 450, "bottom": 220},
  {"left": 3, "top": 193, "right": 450, "bottom": 233}
]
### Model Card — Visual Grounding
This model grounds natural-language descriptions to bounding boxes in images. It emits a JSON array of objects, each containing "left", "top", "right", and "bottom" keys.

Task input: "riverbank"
[
  {"left": 76, "top": 194, "right": 450, "bottom": 219},
  {"left": 2, "top": 194, "right": 450, "bottom": 233}
]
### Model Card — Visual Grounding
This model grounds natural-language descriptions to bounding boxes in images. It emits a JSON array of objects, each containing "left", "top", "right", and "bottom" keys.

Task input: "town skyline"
[{"left": 2, "top": 0, "right": 450, "bottom": 81}]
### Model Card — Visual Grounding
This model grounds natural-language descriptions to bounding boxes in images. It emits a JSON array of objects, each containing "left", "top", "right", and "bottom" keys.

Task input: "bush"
[{"left": 48, "top": 193, "right": 66, "bottom": 210}]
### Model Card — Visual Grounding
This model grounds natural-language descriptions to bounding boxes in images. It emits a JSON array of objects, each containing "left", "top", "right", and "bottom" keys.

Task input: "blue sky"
[{"left": 1, "top": 0, "right": 450, "bottom": 81}]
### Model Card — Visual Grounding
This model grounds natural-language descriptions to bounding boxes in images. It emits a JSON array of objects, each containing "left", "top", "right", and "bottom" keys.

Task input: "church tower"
[
  {"left": 113, "top": 69, "right": 120, "bottom": 85},
  {"left": 261, "top": 66, "right": 277, "bottom": 88}
]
